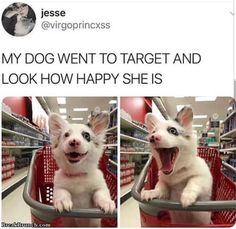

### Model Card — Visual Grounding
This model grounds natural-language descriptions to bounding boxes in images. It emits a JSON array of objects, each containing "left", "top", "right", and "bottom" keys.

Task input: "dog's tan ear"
[
  {"left": 48, "top": 113, "right": 67, "bottom": 147},
  {"left": 88, "top": 111, "right": 109, "bottom": 135},
  {"left": 145, "top": 113, "right": 159, "bottom": 132},
  {"left": 175, "top": 106, "right": 193, "bottom": 129}
]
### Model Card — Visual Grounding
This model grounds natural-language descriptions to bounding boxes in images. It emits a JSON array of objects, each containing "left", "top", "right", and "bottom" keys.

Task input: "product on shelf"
[
  {"left": 132, "top": 120, "right": 147, "bottom": 131},
  {"left": 120, "top": 107, "right": 151, "bottom": 187},
  {"left": 121, "top": 129, "right": 147, "bottom": 141},
  {"left": 2, "top": 135, "right": 44, "bottom": 147},
  {"left": 104, "top": 104, "right": 118, "bottom": 176},
  {"left": 105, "top": 134, "right": 117, "bottom": 144},
  {"left": 15, "top": 153, "right": 32, "bottom": 169},
  {"left": 223, "top": 99, "right": 236, "bottom": 134},
  {"left": 2, "top": 151, "right": 15, "bottom": 181},
  {"left": 108, "top": 105, "right": 117, "bottom": 128},
  {"left": 120, "top": 161, "right": 135, "bottom": 186},
  {"left": 120, "top": 141, "right": 150, "bottom": 153}
]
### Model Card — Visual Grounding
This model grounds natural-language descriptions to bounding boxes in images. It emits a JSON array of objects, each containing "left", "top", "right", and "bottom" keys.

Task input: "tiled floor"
[
  {"left": 120, "top": 197, "right": 140, "bottom": 227},
  {"left": 2, "top": 183, "right": 31, "bottom": 223}
]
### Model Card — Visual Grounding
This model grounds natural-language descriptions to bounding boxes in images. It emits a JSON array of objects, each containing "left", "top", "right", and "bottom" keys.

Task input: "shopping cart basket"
[
  {"left": 23, "top": 145, "right": 117, "bottom": 227},
  {"left": 132, "top": 147, "right": 236, "bottom": 227}
]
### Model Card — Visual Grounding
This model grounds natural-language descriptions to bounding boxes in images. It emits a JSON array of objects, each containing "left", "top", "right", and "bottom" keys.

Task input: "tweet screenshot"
[{"left": 1, "top": 0, "right": 235, "bottom": 228}]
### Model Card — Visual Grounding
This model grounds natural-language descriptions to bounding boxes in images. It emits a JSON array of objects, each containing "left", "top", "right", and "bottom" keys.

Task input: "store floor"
[
  {"left": 2, "top": 183, "right": 31, "bottom": 223},
  {"left": 120, "top": 197, "right": 140, "bottom": 227}
]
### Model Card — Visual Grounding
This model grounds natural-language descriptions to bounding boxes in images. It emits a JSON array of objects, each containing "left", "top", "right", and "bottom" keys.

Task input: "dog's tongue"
[{"left": 159, "top": 148, "right": 174, "bottom": 172}]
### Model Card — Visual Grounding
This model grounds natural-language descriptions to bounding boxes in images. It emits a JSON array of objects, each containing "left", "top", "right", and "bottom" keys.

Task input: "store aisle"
[
  {"left": 120, "top": 197, "right": 140, "bottom": 227},
  {"left": 2, "top": 183, "right": 31, "bottom": 223}
]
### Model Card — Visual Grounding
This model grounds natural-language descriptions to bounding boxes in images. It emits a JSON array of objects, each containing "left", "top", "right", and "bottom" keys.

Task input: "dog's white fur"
[
  {"left": 49, "top": 112, "right": 115, "bottom": 227},
  {"left": 141, "top": 107, "right": 213, "bottom": 224},
  {"left": 14, "top": 16, "right": 34, "bottom": 36},
  {"left": 5, "top": 3, "right": 35, "bottom": 36}
]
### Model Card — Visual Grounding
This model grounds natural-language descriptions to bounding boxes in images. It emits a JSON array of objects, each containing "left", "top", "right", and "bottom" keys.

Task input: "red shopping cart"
[
  {"left": 132, "top": 147, "right": 236, "bottom": 227},
  {"left": 23, "top": 145, "right": 117, "bottom": 227}
]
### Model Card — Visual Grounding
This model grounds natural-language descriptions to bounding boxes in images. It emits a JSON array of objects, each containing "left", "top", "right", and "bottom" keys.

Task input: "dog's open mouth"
[
  {"left": 65, "top": 152, "right": 88, "bottom": 163},
  {"left": 155, "top": 147, "right": 179, "bottom": 175}
]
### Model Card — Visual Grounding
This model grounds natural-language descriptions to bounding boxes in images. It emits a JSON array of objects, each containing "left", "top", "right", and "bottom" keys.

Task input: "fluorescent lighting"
[
  {"left": 73, "top": 108, "right": 88, "bottom": 112},
  {"left": 176, "top": 105, "right": 190, "bottom": 112},
  {"left": 109, "top": 100, "right": 117, "bottom": 104},
  {"left": 193, "top": 115, "right": 208, "bottom": 119},
  {"left": 57, "top": 97, "right": 66, "bottom": 104},
  {"left": 195, "top": 97, "right": 216, "bottom": 102},
  {"left": 61, "top": 115, "right": 67, "bottom": 119},
  {"left": 192, "top": 124, "right": 203, "bottom": 128},
  {"left": 59, "top": 108, "right": 67, "bottom": 113},
  {"left": 72, "top": 117, "right": 84, "bottom": 121}
]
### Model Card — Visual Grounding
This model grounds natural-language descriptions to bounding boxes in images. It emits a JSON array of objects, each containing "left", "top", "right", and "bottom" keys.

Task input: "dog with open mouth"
[
  {"left": 141, "top": 106, "right": 213, "bottom": 224},
  {"left": 49, "top": 111, "right": 115, "bottom": 227}
]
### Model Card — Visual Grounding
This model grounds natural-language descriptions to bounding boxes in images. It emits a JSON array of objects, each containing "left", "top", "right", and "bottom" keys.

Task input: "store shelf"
[
  {"left": 104, "top": 143, "right": 117, "bottom": 148},
  {"left": 120, "top": 134, "right": 148, "bottom": 144},
  {"left": 121, "top": 151, "right": 151, "bottom": 155},
  {"left": 121, "top": 117, "right": 148, "bottom": 134},
  {"left": 106, "top": 125, "right": 117, "bottom": 133},
  {"left": 109, "top": 159, "right": 117, "bottom": 166},
  {"left": 2, "top": 146, "right": 42, "bottom": 149},
  {"left": 121, "top": 180, "right": 135, "bottom": 196},
  {"left": 109, "top": 107, "right": 118, "bottom": 116},
  {"left": 2, "top": 166, "right": 29, "bottom": 198},
  {"left": 120, "top": 178, "right": 139, "bottom": 204},
  {"left": 220, "top": 129, "right": 236, "bottom": 139},
  {"left": 223, "top": 110, "right": 236, "bottom": 123},
  {"left": 207, "top": 142, "right": 219, "bottom": 147},
  {"left": 2, "top": 128, "right": 46, "bottom": 142},
  {"left": 2, "top": 111, "right": 49, "bottom": 138},
  {"left": 219, "top": 147, "right": 236, "bottom": 152}
]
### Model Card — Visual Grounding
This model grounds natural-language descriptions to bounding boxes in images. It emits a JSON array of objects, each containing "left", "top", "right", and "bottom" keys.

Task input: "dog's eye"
[
  {"left": 167, "top": 127, "right": 179, "bottom": 136},
  {"left": 82, "top": 131, "right": 90, "bottom": 142},
  {"left": 64, "top": 132, "right": 70, "bottom": 138}
]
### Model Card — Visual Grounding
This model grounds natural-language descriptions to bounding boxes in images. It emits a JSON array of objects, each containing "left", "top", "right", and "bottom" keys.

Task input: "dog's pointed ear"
[
  {"left": 145, "top": 113, "right": 159, "bottom": 132},
  {"left": 48, "top": 113, "right": 67, "bottom": 147},
  {"left": 175, "top": 106, "right": 193, "bottom": 129},
  {"left": 88, "top": 111, "right": 109, "bottom": 135}
]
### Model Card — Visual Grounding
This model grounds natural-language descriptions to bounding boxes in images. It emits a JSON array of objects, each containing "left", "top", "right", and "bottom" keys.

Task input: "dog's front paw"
[
  {"left": 95, "top": 198, "right": 116, "bottom": 214},
  {"left": 54, "top": 197, "right": 73, "bottom": 213},
  {"left": 180, "top": 191, "right": 197, "bottom": 208},
  {"left": 141, "top": 188, "right": 168, "bottom": 201}
]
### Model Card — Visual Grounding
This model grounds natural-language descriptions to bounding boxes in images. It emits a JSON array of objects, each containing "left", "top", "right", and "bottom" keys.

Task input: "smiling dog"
[
  {"left": 141, "top": 106, "right": 212, "bottom": 224},
  {"left": 49, "top": 111, "right": 115, "bottom": 227}
]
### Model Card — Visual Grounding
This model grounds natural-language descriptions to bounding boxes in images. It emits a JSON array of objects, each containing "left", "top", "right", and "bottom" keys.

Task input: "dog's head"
[
  {"left": 48, "top": 111, "right": 109, "bottom": 174},
  {"left": 145, "top": 106, "right": 196, "bottom": 175}
]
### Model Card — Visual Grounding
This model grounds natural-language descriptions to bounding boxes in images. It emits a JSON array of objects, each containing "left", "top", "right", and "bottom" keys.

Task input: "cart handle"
[
  {"left": 131, "top": 157, "right": 236, "bottom": 211},
  {"left": 23, "top": 149, "right": 117, "bottom": 218}
]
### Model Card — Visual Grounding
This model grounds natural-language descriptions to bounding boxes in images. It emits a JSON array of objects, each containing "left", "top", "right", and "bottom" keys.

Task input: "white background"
[{"left": 0, "top": 0, "right": 234, "bottom": 97}]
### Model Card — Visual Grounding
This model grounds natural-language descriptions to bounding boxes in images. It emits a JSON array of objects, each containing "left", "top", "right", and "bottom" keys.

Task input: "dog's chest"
[{"left": 56, "top": 174, "right": 96, "bottom": 193}]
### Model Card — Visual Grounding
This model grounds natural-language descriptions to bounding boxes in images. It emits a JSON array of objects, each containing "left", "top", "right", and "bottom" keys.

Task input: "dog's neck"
[{"left": 63, "top": 171, "right": 88, "bottom": 177}]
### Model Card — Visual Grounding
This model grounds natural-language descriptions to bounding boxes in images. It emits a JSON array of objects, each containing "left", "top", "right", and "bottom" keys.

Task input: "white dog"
[
  {"left": 141, "top": 106, "right": 212, "bottom": 224},
  {"left": 49, "top": 111, "right": 115, "bottom": 227}
]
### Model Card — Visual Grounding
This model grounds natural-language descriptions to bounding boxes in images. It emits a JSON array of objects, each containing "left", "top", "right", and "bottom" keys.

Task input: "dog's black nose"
[
  {"left": 69, "top": 139, "right": 80, "bottom": 147},
  {"left": 149, "top": 135, "right": 155, "bottom": 143}
]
